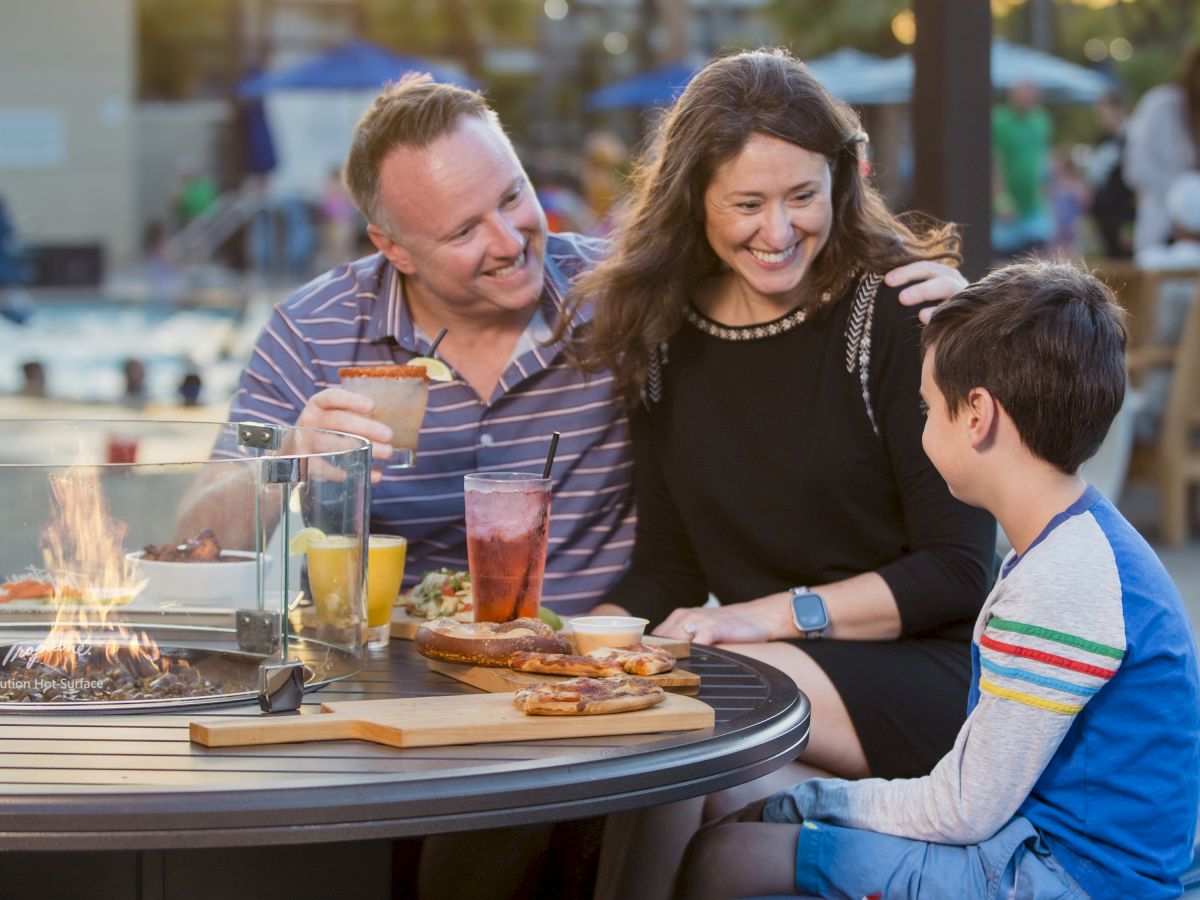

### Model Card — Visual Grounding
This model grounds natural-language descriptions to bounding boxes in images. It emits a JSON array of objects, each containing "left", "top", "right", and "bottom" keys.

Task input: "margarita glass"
[{"left": 338, "top": 365, "right": 431, "bottom": 468}]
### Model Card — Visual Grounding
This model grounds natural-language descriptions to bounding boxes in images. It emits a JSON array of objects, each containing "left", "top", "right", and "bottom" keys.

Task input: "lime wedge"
[
  {"left": 288, "top": 527, "right": 327, "bottom": 556},
  {"left": 409, "top": 357, "right": 453, "bottom": 382},
  {"left": 537, "top": 606, "right": 564, "bottom": 630}
]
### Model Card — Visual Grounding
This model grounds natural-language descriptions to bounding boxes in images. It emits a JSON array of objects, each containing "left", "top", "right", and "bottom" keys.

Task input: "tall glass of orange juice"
[{"left": 365, "top": 535, "right": 407, "bottom": 649}]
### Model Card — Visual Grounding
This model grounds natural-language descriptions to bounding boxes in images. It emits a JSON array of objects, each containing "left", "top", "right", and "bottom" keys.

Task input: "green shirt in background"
[
  {"left": 992, "top": 104, "right": 1051, "bottom": 217},
  {"left": 178, "top": 175, "right": 218, "bottom": 223}
]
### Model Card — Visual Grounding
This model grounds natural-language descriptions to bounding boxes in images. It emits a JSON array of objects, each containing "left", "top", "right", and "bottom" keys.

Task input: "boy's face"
[{"left": 919, "top": 348, "right": 972, "bottom": 503}]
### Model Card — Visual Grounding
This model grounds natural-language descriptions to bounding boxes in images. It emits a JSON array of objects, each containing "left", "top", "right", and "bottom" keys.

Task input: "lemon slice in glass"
[
  {"left": 409, "top": 357, "right": 453, "bottom": 383},
  {"left": 288, "top": 527, "right": 327, "bottom": 556}
]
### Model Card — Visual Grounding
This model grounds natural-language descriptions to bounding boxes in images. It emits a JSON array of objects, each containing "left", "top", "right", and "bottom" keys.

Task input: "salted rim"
[{"left": 338, "top": 365, "right": 430, "bottom": 382}]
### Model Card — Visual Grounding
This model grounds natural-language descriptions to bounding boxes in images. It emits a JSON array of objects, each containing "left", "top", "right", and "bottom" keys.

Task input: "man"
[
  {"left": 216, "top": 75, "right": 964, "bottom": 618},
  {"left": 992, "top": 80, "right": 1054, "bottom": 259}
]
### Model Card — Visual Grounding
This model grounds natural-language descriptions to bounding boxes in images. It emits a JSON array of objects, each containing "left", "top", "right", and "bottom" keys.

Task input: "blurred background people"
[
  {"left": 1131, "top": 172, "right": 1200, "bottom": 446},
  {"left": 121, "top": 357, "right": 147, "bottom": 409},
  {"left": 1087, "top": 91, "right": 1137, "bottom": 259},
  {"left": 1124, "top": 45, "right": 1200, "bottom": 252},
  {"left": 533, "top": 164, "right": 593, "bottom": 233},
  {"left": 178, "top": 371, "right": 203, "bottom": 407},
  {"left": 1136, "top": 172, "right": 1200, "bottom": 271},
  {"left": 581, "top": 130, "right": 629, "bottom": 235},
  {"left": 18, "top": 361, "right": 46, "bottom": 399},
  {"left": 142, "top": 220, "right": 182, "bottom": 307},
  {"left": 172, "top": 155, "right": 218, "bottom": 229},
  {"left": 992, "top": 80, "right": 1054, "bottom": 259},
  {"left": 1049, "top": 147, "right": 1089, "bottom": 256},
  {"left": 318, "top": 167, "right": 359, "bottom": 269}
]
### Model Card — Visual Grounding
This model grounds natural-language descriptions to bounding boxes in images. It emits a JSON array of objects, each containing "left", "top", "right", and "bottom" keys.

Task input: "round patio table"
[{"left": 0, "top": 639, "right": 808, "bottom": 897}]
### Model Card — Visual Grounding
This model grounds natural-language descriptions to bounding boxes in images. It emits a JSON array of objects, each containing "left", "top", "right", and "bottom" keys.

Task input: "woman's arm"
[
  {"left": 655, "top": 571, "right": 900, "bottom": 644},
  {"left": 593, "top": 404, "right": 709, "bottom": 626}
]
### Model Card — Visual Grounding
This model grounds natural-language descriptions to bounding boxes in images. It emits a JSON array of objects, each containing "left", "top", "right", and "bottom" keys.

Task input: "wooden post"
[{"left": 913, "top": 0, "right": 993, "bottom": 279}]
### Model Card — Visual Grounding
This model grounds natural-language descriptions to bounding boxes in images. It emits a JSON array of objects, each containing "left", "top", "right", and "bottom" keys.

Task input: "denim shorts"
[{"left": 791, "top": 815, "right": 1088, "bottom": 900}]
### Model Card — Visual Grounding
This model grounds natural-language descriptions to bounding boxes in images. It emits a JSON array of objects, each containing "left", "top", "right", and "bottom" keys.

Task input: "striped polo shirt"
[{"left": 229, "top": 232, "right": 634, "bottom": 615}]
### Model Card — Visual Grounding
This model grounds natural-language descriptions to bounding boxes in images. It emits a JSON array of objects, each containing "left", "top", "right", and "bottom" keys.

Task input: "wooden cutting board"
[
  {"left": 391, "top": 611, "right": 691, "bottom": 659},
  {"left": 189, "top": 691, "right": 714, "bottom": 749},
  {"left": 426, "top": 658, "right": 701, "bottom": 694}
]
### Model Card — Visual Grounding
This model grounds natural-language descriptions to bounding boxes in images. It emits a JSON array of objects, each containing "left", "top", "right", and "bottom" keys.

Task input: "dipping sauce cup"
[{"left": 568, "top": 615, "right": 650, "bottom": 655}]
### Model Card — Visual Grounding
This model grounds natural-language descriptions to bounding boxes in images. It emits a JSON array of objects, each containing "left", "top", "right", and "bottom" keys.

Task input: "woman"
[
  {"left": 566, "top": 48, "right": 996, "bottom": 787},
  {"left": 1124, "top": 45, "right": 1200, "bottom": 252}
]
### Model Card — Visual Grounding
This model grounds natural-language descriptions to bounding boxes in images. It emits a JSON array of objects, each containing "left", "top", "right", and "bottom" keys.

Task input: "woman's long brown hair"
[{"left": 558, "top": 48, "right": 961, "bottom": 406}]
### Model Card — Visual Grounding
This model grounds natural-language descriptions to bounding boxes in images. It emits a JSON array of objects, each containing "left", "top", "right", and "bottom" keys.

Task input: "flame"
[{"left": 29, "top": 466, "right": 162, "bottom": 679}]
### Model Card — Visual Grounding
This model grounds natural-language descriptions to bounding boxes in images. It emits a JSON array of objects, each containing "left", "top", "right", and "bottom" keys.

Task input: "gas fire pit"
[{"left": 0, "top": 419, "right": 372, "bottom": 713}]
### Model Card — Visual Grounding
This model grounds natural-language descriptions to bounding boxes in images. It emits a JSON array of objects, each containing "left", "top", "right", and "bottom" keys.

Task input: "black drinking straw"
[
  {"left": 542, "top": 432, "right": 561, "bottom": 479},
  {"left": 427, "top": 327, "right": 448, "bottom": 357}
]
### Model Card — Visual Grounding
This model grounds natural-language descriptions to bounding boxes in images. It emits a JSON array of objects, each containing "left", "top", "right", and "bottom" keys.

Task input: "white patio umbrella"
[{"left": 825, "top": 41, "right": 1113, "bottom": 105}]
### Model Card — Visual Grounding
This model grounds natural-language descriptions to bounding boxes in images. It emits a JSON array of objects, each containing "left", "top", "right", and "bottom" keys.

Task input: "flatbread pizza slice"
[
  {"left": 513, "top": 675, "right": 665, "bottom": 716},
  {"left": 586, "top": 643, "right": 677, "bottom": 676},
  {"left": 509, "top": 651, "right": 625, "bottom": 678}
]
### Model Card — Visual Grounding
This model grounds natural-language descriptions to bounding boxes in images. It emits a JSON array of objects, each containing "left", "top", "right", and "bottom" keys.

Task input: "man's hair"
[
  {"left": 343, "top": 74, "right": 499, "bottom": 233},
  {"left": 920, "top": 260, "right": 1127, "bottom": 475}
]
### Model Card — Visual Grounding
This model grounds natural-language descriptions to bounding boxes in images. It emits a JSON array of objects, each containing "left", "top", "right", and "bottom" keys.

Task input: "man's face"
[
  {"left": 1009, "top": 81, "right": 1040, "bottom": 113},
  {"left": 369, "top": 115, "right": 548, "bottom": 319}
]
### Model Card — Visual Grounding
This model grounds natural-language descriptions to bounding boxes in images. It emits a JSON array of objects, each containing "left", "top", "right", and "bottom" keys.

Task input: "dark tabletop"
[{"left": 0, "top": 638, "right": 809, "bottom": 851}]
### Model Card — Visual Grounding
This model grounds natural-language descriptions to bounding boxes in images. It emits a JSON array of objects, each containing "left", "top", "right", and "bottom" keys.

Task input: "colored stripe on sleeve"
[
  {"left": 980, "top": 634, "right": 1119, "bottom": 680},
  {"left": 988, "top": 617, "right": 1124, "bottom": 660},
  {"left": 979, "top": 677, "right": 1085, "bottom": 715},
  {"left": 979, "top": 656, "right": 1102, "bottom": 698}
]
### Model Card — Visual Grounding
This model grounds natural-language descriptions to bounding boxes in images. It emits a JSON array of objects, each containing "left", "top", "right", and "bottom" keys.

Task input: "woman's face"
[{"left": 703, "top": 133, "right": 834, "bottom": 303}]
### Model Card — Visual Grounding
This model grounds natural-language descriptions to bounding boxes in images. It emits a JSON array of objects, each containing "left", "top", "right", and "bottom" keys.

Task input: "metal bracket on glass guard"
[
  {"left": 237, "top": 609, "right": 282, "bottom": 655},
  {"left": 257, "top": 659, "right": 306, "bottom": 713},
  {"left": 237, "top": 423, "right": 282, "bottom": 451}
]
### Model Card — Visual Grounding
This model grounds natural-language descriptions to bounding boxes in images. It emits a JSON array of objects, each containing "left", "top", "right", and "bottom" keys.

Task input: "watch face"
[{"left": 792, "top": 592, "right": 829, "bottom": 631}]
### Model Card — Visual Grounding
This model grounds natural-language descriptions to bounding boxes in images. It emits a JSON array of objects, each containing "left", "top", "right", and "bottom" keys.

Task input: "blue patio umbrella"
[
  {"left": 237, "top": 40, "right": 477, "bottom": 99},
  {"left": 238, "top": 67, "right": 277, "bottom": 174},
  {"left": 584, "top": 61, "right": 697, "bottom": 111}
]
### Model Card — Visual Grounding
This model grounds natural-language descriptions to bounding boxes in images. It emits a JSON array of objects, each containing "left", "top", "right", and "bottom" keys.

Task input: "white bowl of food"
[
  {"left": 567, "top": 615, "right": 650, "bottom": 655},
  {"left": 126, "top": 549, "right": 267, "bottom": 609}
]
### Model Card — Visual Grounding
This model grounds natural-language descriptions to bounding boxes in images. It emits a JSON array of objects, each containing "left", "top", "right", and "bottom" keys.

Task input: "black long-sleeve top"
[{"left": 607, "top": 278, "right": 996, "bottom": 640}]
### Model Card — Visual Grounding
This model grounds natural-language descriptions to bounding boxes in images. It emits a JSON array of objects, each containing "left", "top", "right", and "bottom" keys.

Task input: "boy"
[{"left": 676, "top": 260, "right": 1200, "bottom": 900}]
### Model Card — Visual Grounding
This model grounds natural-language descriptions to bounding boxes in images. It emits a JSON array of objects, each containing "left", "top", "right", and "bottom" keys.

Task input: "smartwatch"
[{"left": 789, "top": 587, "right": 829, "bottom": 639}]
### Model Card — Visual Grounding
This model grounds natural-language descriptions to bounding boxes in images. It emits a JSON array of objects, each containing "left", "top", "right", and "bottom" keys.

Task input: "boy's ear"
[
  {"left": 367, "top": 224, "right": 415, "bottom": 275},
  {"left": 964, "top": 386, "right": 998, "bottom": 450}
]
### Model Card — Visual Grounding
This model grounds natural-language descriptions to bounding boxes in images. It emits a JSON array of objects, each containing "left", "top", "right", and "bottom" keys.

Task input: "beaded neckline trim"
[{"left": 682, "top": 292, "right": 830, "bottom": 342}]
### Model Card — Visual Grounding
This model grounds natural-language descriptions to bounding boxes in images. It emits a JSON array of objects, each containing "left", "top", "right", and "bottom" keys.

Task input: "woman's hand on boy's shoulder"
[{"left": 885, "top": 261, "right": 968, "bottom": 323}]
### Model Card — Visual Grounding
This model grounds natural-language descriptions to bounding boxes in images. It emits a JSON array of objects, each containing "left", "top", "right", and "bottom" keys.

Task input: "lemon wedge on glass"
[
  {"left": 409, "top": 357, "right": 453, "bottom": 382},
  {"left": 288, "top": 527, "right": 327, "bottom": 556}
]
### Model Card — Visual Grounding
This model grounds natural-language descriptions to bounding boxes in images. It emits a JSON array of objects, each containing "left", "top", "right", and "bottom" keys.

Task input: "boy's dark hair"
[{"left": 920, "top": 260, "right": 1127, "bottom": 475}]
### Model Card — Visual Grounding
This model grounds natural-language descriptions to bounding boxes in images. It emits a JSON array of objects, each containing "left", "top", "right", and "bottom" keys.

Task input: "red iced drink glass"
[{"left": 464, "top": 473, "right": 551, "bottom": 623}]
